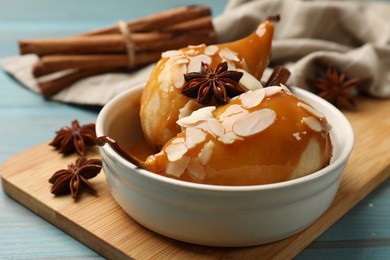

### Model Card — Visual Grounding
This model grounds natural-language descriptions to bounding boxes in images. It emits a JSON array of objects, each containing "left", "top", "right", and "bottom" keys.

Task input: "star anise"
[
  {"left": 308, "top": 64, "right": 360, "bottom": 108},
  {"left": 181, "top": 61, "right": 244, "bottom": 105},
  {"left": 50, "top": 120, "right": 96, "bottom": 156},
  {"left": 49, "top": 156, "right": 102, "bottom": 200}
]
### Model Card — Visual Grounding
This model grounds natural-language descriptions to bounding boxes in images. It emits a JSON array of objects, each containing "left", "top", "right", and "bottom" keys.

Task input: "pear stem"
[
  {"left": 266, "top": 14, "right": 280, "bottom": 22},
  {"left": 96, "top": 135, "right": 147, "bottom": 169}
]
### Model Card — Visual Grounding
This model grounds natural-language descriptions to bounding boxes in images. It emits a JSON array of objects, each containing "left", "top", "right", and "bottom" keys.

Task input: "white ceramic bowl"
[{"left": 96, "top": 84, "right": 354, "bottom": 247}]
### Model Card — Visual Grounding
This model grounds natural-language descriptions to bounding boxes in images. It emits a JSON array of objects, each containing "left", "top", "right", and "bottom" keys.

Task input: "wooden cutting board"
[{"left": 1, "top": 96, "right": 390, "bottom": 259}]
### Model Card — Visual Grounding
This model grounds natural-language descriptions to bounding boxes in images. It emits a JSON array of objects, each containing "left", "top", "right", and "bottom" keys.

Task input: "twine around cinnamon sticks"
[{"left": 19, "top": 5, "right": 216, "bottom": 97}]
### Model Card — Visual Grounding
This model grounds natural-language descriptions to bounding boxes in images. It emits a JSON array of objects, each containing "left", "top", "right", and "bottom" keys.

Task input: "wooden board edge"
[{"left": 1, "top": 176, "right": 131, "bottom": 260}]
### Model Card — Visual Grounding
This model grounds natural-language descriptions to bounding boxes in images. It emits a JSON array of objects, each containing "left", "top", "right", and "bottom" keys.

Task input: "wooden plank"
[{"left": 1, "top": 96, "right": 389, "bottom": 259}]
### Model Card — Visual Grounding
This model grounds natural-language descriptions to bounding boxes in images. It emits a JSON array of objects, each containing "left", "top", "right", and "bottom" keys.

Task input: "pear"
[
  {"left": 140, "top": 19, "right": 275, "bottom": 151},
  {"left": 143, "top": 86, "right": 333, "bottom": 186}
]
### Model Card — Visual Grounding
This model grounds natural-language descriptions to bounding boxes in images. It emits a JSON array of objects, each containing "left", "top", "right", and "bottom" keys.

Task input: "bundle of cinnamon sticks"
[{"left": 19, "top": 5, "right": 216, "bottom": 97}]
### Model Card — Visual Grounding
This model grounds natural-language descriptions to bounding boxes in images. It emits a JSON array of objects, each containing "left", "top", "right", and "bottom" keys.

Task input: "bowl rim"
[{"left": 96, "top": 83, "right": 354, "bottom": 192}]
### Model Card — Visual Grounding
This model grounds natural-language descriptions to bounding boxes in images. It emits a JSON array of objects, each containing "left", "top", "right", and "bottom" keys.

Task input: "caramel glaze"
[
  {"left": 144, "top": 91, "right": 332, "bottom": 186},
  {"left": 140, "top": 21, "right": 274, "bottom": 151}
]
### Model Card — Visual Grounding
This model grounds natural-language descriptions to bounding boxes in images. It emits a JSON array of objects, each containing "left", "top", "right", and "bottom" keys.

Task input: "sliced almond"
[
  {"left": 204, "top": 45, "right": 219, "bottom": 56},
  {"left": 185, "top": 127, "right": 207, "bottom": 149},
  {"left": 297, "top": 102, "right": 325, "bottom": 119},
  {"left": 219, "top": 104, "right": 249, "bottom": 132},
  {"left": 188, "top": 54, "right": 212, "bottom": 72},
  {"left": 166, "top": 156, "right": 191, "bottom": 178},
  {"left": 165, "top": 142, "right": 188, "bottom": 162},
  {"left": 178, "top": 100, "right": 202, "bottom": 121},
  {"left": 175, "top": 58, "right": 189, "bottom": 64},
  {"left": 219, "top": 48, "right": 240, "bottom": 62},
  {"left": 185, "top": 49, "right": 197, "bottom": 55},
  {"left": 237, "top": 69, "right": 263, "bottom": 91},
  {"left": 280, "top": 84, "right": 292, "bottom": 95},
  {"left": 162, "top": 50, "right": 183, "bottom": 58},
  {"left": 218, "top": 131, "right": 243, "bottom": 144},
  {"left": 177, "top": 106, "right": 216, "bottom": 127},
  {"left": 171, "top": 137, "right": 185, "bottom": 144},
  {"left": 302, "top": 116, "right": 322, "bottom": 132},
  {"left": 233, "top": 108, "right": 277, "bottom": 137},
  {"left": 207, "top": 118, "right": 225, "bottom": 137},
  {"left": 198, "top": 140, "right": 214, "bottom": 165},
  {"left": 321, "top": 120, "right": 333, "bottom": 132},
  {"left": 172, "top": 63, "right": 187, "bottom": 89},
  {"left": 264, "top": 86, "right": 283, "bottom": 97},
  {"left": 239, "top": 89, "right": 265, "bottom": 109},
  {"left": 188, "top": 43, "right": 206, "bottom": 49},
  {"left": 226, "top": 59, "right": 236, "bottom": 71},
  {"left": 187, "top": 158, "right": 206, "bottom": 181}
]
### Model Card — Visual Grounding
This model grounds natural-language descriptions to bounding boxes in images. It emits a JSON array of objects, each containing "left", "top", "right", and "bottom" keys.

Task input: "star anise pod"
[
  {"left": 50, "top": 120, "right": 96, "bottom": 156},
  {"left": 49, "top": 156, "right": 102, "bottom": 200},
  {"left": 181, "top": 61, "right": 244, "bottom": 105},
  {"left": 308, "top": 64, "right": 360, "bottom": 108}
]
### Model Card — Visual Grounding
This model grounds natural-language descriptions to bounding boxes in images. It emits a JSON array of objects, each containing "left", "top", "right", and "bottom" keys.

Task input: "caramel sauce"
[
  {"left": 146, "top": 91, "right": 332, "bottom": 186},
  {"left": 128, "top": 138, "right": 157, "bottom": 161}
]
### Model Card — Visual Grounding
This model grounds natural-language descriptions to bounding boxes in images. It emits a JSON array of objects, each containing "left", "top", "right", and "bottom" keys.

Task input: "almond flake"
[
  {"left": 280, "top": 84, "right": 292, "bottom": 94},
  {"left": 233, "top": 108, "right": 276, "bottom": 137},
  {"left": 175, "top": 58, "right": 189, "bottom": 64},
  {"left": 237, "top": 69, "right": 263, "bottom": 91},
  {"left": 219, "top": 105, "right": 249, "bottom": 132},
  {"left": 204, "top": 45, "right": 219, "bottom": 56},
  {"left": 185, "top": 127, "right": 207, "bottom": 149},
  {"left": 302, "top": 116, "right": 322, "bottom": 132},
  {"left": 321, "top": 120, "right": 333, "bottom": 132},
  {"left": 226, "top": 59, "right": 236, "bottom": 70},
  {"left": 206, "top": 118, "right": 225, "bottom": 137},
  {"left": 166, "top": 142, "right": 188, "bottom": 162},
  {"left": 218, "top": 131, "right": 243, "bottom": 144},
  {"left": 188, "top": 44, "right": 206, "bottom": 49},
  {"left": 188, "top": 54, "right": 212, "bottom": 73},
  {"left": 172, "top": 63, "right": 186, "bottom": 89},
  {"left": 177, "top": 106, "right": 215, "bottom": 127},
  {"left": 198, "top": 140, "right": 214, "bottom": 165},
  {"left": 185, "top": 49, "right": 197, "bottom": 55},
  {"left": 239, "top": 89, "right": 265, "bottom": 109},
  {"left": 264, "top": 86, "right": 283, "bottom": 97},
  {"left": 162, "top": 50, "right": 183, "bottom": 58},
  {"left": 166, "top": 156, "right": 191, "bottom": 178},
  {"left": 297, "top": 102, "right": 325, "bottom": 119},
  {"left": 171, "top": 137, "right": 185, "bottom": 144},
  {"left": 219, "top": 48, "right": 240, "bottom": 62},
  {"left": 178, "top": 100, "right": 202, "bottom": 120},
  {"left": 187, "top": 158, "right": 205, "bottom": 181}
]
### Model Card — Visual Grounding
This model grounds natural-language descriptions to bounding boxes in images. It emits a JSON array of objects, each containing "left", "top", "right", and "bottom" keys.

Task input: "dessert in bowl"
[
  {"left": 96, "top": 18, "right": 353, "bottom": 246},
  {"left": 96, "top": 83, "right": 353, "bottom": 246}
]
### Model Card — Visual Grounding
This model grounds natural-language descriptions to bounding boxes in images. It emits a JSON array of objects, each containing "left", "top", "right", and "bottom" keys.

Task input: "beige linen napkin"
[{"left": 2, "top": 0, "right": 390, "bottom": 105}]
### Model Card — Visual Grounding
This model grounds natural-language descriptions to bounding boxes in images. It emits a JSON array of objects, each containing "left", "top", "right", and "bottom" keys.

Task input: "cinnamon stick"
[
  {"left": 82, "top": 5, "right": 211, "bottom": 35},
  {"left": 38, "top": 68, "right": 125, "bottom": 97},
  {"left": 20, "top": 25, "right": 215, "bottom": 56},
  {"left": 31, "top": 29, "right": 215, "bottom": 77},
  {"left": 20, "top": 33, "right": 171, "bottom": 56}
]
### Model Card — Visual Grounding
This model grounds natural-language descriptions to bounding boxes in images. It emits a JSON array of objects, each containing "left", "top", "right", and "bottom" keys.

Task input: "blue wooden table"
[{"left": 1, "top": 0, "right": 389, "bottom": 259}]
